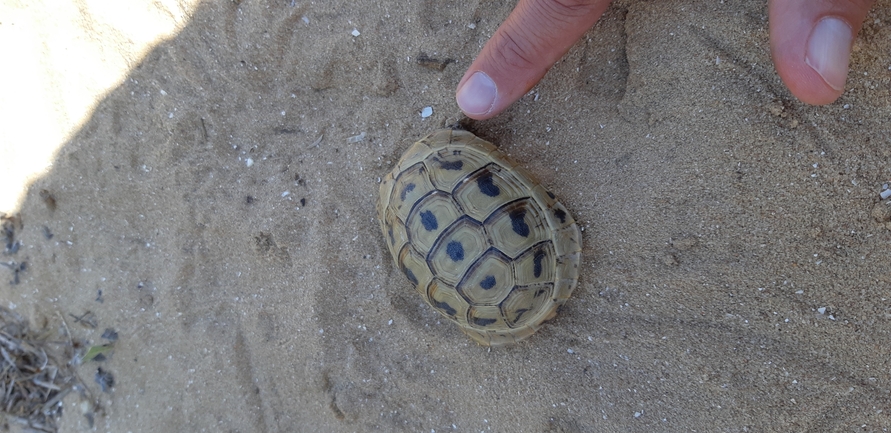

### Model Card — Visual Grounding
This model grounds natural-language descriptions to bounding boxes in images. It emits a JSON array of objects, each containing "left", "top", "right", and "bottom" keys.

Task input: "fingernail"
[
  {"left": 805, "top": 17, "right": 853, "bottom": 92},
  {"left": 456, "top": 71, "right": 497, "bottom": 115}
]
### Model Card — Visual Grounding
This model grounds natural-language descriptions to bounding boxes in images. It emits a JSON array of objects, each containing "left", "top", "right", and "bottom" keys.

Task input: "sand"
[{"left": 2, "top": 0, "right": 890, "bottom": 431}]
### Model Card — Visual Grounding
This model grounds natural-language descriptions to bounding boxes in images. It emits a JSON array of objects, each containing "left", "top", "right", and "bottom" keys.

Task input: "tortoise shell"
[{"left": 378, "top": 129, "right": 582, "bottom": 346}]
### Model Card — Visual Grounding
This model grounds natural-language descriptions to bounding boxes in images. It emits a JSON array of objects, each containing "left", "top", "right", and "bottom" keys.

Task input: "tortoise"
[{"left": 378, "top": 129, "right": 582, "bottom": 346}]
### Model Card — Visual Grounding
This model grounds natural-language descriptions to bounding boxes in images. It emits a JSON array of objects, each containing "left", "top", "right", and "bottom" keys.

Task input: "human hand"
[{"left": 455, "top": 0, "right": 876, "bottom": 120}]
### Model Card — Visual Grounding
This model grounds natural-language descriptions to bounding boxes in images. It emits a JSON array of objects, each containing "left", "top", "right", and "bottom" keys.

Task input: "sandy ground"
[{"left": 2, "top": 0, "right": 891, "bottom": 431}]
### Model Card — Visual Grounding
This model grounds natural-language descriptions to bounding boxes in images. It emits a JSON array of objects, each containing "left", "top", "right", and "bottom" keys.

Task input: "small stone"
[
  {"left": 101, "top": 328, "right": 119, "bottom": 341},
  {"left": 767, "top": 101, "right": 785, "bottom": 117},
  {"left": 416, "top": 54, "right": 454, "bottom": 71},
  {"left": 871, "top": 203, "right": 891, "bottom": 223},
  {"left": 661, "top": 253, "right": 678, "bottom": 266},
  {"left": 420, "top": 106, "right": 433, "bottom": 118},
  {"left": 347, "top": 132, "right": 366, "bottom": 143},
  {"left": 95, "top": 367, "right": 115, "bottom": 392},
  {"left": 671, "top": 236, "right": 697, "bottom": 251}
]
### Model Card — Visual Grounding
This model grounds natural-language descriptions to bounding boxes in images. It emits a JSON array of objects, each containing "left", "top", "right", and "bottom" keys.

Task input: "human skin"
[{"left": 456, "top": 0, "right": 876, "bottom": 120}]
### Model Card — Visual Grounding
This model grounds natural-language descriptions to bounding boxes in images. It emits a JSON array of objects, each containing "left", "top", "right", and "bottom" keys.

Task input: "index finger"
[{"left": 456, "top": 0, "right": 613, "bottom": 119}]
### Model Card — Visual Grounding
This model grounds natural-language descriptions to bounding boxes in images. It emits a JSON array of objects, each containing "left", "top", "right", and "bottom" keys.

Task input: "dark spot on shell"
[
  {"left": 477, "top": 172, "right": 500, "bottom": 197},
  {"left": 447, "top": 241, "right": 464, "bottom": 261},
  {"left": 434, "top": 300, "right": 457, "bottom": 317},
  {"left": 480, "top": 275, "right": 496, "bottom": 290},
  {"left": 472, "top": 317, "right": 497, "bottom": 327},
  {"left": 554, "top": 208, "right": 567, "bottom": 224},
  {"left": 439, "top": 160, "right": 463, "bottom": 170},
  {"left": 420, "top": 210, "right": 438, "bottom": 231},
  {"left": 510, "top": 209, "right": 529, "bottom": 237},
  {"left": 403, "top": 267, "right": 419, "bottom": 285},
  {"left": 533, "top": 249, "right": 546, "bottom": 278},
  {"left": 547, "top": 191, "right": 555, "bottom": 199},
  {"left": 400, "top": 183, "right": 415, "bottom": 201}
]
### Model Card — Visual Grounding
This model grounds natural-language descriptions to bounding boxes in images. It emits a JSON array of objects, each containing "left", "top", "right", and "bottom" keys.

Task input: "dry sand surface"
[{"left": 2, "top": 0, "right": 891, "bottom": 431}]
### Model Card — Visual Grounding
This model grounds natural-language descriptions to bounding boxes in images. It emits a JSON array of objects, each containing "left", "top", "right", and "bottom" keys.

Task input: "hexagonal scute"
[
  {"left": 390, "top": 162, "right": 436, "bottom": 222},
  {"left": 553, "top": 224, "right": 582, "bottom": 256},
  {"left": 513, "top": 242, "right": 556, "bottom": 285},
  {"left": 424, "top": 143, "right": 494, "bottom": 193},
  {"left": 427, "top": 217, "right": 489, "bottom": 286},
  {"left": 543, "top": 200, "right": 576, "bottom": 232},
  {"left": 484, "top": 199, "right": 551, "bottom": 259},
  {"left": 466, "top": 305, "right": 508, "bottom": 330},
  {"left": 452, "top": 164, "right": 533, "bottom": 222},
  {"left": 501, "top": 283, "right": 553, "bottom": 327},
  {"left": 528, "top": 184, "right": 557, "bottom": 216},
  {"left": 398, "top": 244, "right": 433, "bottom": 298},
  {"left": 383, "top": 209, "right": 408, "bottom": 258},
  {"left": 394, "top": 136, "right": 435, "bottom": 170},
  {"left": 427, "top": 279, "right": 469, "bottom": 321},
  {"left": 405, "top": 191, "right": 463, "bottom": 256},
  {"left": 456, "top": 249, "right": 514, "bottom": 306},
  {"left": 555, "top": 250, "right": 581, "bottom": 298}
]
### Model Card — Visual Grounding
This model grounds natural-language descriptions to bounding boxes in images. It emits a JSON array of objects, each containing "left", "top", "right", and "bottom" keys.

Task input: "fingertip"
[
  {"left": 775, "top": 47, "right": 845, "bottom": 106},
  {"left": 805, "top": 17, "right": 853, "bottom": 93},
  {"left": 769, "top": 0, "right": 874, "bottom": 105},
  {"left": 456, "top": 71, "right": 498, "bottom": 119},
  {"left": 455, "top": 0, "right": 612, "bottom": 119}
]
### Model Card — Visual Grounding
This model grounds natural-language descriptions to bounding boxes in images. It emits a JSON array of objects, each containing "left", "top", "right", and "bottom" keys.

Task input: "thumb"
[
  {"left": 456, "top": 0, "right": 612, "bottom": 120},
  {"left": 769, "top": 0, "right": 875, "bottom": 105}
]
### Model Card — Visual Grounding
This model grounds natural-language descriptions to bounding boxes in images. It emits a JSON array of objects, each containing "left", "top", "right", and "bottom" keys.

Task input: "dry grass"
[{"left": 0, "top": 307, "right": 95, "bottom": 432}]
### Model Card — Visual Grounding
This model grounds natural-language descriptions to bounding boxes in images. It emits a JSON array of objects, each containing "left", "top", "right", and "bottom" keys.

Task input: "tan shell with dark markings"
[{"left": 378, "top": 129, "right": 582, "bottom": 346}]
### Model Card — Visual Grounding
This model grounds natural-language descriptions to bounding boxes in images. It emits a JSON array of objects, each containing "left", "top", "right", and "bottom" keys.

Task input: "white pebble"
[
  {"left": 245, "top": 158, "right": 253, "bottom": 167},
  {"left": 467, "top": 23, "right": 476, "bottom": 29},
  {"left": 880, "top": 189, "right": 891, "bottom": 200},
  {"left": 420, "top": 106, "right": 433, "bottom": 118},
  {"left": 351, "top": 28, "right": 360, "bottom": 37},
  {"left": 347, "top": 132, "right": 366, "bottom": 143},
  {"left": 817, "top": 307, "right": 826, "bottom": 314}
]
